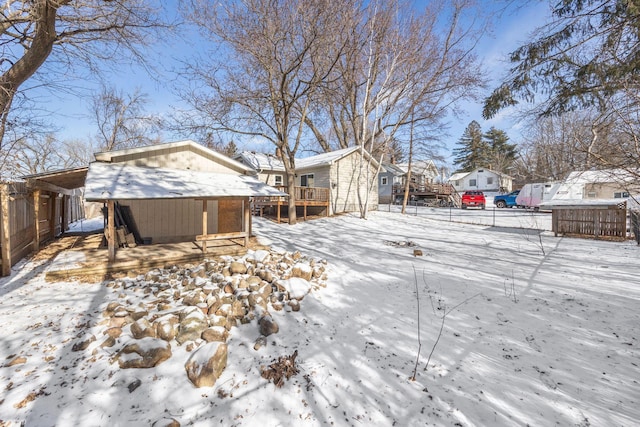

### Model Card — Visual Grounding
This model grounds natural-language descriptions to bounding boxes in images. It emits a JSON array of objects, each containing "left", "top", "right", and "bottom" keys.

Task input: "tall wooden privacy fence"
[
  {"left": 551, "top": 203, "right": 629, "bottom": 240},
  {"left": 1, "top": 182, "right": 84, "bottom": 276}
]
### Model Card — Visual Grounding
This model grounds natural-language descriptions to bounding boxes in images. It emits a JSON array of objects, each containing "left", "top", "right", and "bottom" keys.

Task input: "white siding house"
[
  {"left": 448, "top": 168, "right": 513, "bottom": 193},
  {"left": 237, "top": 147, "right": 379, "bottom": 215}
]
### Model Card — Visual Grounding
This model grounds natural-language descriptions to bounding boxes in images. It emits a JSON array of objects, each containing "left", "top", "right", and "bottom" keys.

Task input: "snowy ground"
[{"left": 1, "top": 210, "right": 639, "bottom": 426}]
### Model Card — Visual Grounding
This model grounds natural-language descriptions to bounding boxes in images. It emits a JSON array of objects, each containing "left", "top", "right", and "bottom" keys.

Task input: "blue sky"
[{"left": 29, "top": 1, "right": 552, "bottom": 164}]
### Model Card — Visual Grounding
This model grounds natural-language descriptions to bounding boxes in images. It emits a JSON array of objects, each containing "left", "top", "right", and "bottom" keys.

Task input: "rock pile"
[{"left": 80, "top": 249, "right": 327, "bottom": 388}]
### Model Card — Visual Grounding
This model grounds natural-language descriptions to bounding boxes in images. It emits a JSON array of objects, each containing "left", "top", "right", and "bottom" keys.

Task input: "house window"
[
  {"left": 487, "top": 177, "right": 494, "bottom": 185},
  {"left": 469, "top": 179, "right": 477, "bottom": 187},
  {"left": 614, "top": 191, "right": 629, "bottom": 198},
  {"left": 381, "top": 176, "right": 388, "bottom": 186},
  {"left": 300, "top": 174, "right": 314, "bottom": 187},
  {"left": 454, "top": 180, "right": 460, "bottom": 186},
  {"left": 274, "top": 175, "right": 283, "bottom": 186},
  {"left": 587, "top": 191, "right": 597, "bottom": 198}
]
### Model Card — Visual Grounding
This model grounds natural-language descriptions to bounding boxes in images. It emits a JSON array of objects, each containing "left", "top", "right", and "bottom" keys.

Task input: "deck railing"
[{"left": 255, "top": 186, "right": 330, "bottom": 203}]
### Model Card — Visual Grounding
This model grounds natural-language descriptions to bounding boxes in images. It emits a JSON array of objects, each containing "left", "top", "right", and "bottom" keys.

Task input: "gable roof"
[
  {"left": 84, "top": 162, "right": 287, "bottom": 201},
  {"left": 564, "top": 168, "right": 639, "bottom": 185},
  {"left": 448, "top": 168, "right": 513, "bottom": 182},
  {"left": 95, "top": 140, "right": 254, "bottom": 175},
  {"left": 381, "top": 163, "right": 406, "bottom": 175},
  {"left": 237, "top": 146, "right": 379, "bottom": 173}
]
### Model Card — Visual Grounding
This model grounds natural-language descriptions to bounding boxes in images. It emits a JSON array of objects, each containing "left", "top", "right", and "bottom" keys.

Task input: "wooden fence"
[
  {"left": 552, "top": 204, "right": 628, "bottom": 240},
  {"left": 1, "top": 182, "right": 85, "bottom": 276}
]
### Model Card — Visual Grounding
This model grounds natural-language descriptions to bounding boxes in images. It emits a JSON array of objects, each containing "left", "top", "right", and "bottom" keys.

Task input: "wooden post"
[
  {"left": 243, "top": 197, "right": 250, "bottom": 247},
  {"left": 202, "top": 199, "right": 208, "bottom": 253},
  {"left": 107, "top": 200, "right": 116, "bottom": 262},
  {"left": 1, "top": 184, "right": 11, "bottom": 276},
  {"left": 277, "top": 197, "right": 281, "bottom": 223},
  {"left": 33, "top": 190, "right": 41, "bottom": 251}
]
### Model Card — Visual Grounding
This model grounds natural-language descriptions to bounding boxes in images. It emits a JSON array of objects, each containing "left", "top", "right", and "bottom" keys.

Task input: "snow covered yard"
[{"left": 1, "top": 211, "right": 639, "bottom": 426}]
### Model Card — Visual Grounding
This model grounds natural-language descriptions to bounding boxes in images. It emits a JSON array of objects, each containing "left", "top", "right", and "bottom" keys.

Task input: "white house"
[
  {"left": 448, "top": 168, "right": 513, "bottom": 193},
  {"left": 236, "top": 147, "right": 379, "bottom": 216},
  {"left": 551, "top": 169, "right": 640, "bottom": 200}
]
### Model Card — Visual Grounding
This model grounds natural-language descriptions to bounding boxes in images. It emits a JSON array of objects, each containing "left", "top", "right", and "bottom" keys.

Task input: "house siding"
[
  {"left": 330, "top": 151, "right": 378, "bottom": 214},
  {"left": 118, "top": 198, "right": 219, "bottom": 244},
  {"left": 111, "top": 145, "right": 242, "bottom": 174}
]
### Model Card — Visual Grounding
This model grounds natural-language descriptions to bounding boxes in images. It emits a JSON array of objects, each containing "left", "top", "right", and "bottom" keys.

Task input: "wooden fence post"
[
  {"left": 1, "top": 184, "right": 11, "bottom": 276},
  {"left": 107, "top": 200, "right": 116, "bottom": 262},
  {"left": 33, "top": 189, "right": 41, "bottom": 251}
]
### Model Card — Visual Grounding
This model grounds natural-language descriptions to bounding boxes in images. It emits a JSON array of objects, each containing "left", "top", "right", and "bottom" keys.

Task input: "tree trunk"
[
  {"left": 0, "top": 0, "right": 64, "bottom": 147},
  {"left": 286, "top": 170, "right": 297, "bottom": 225}
]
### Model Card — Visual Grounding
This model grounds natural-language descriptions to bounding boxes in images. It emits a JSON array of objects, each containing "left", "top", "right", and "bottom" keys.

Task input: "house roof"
[
  {"left": 381, "top": 163, "right": 406, "bottom": 175},
  {"left": 448, "top": 171, "right": 470, "bottom": 182},
  {"left": 83, "top": 162, "right": 287, "bottom": 201},
  {"left": 236, "top": 152, "right": 286, "bottom": 172},
  {"left": 564, "top": 169, "right": 639, "bottom": 185},
  {"left": 395, "top": 160, "right": 437, "bottom": 176},
  {"left": 447, "top": 168, "right": 513, "bottom": 182},
  {"left": 94, "top": 140, "right": 254, "bottom": 175},
  {"left": 237, "top": 146, "right": 379, "bottom": 172}
]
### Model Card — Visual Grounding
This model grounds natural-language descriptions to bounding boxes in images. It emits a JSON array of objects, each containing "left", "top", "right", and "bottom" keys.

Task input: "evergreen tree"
[
  {"left": 483, "top": 127, "right": 518, "bottom": 173},
  {"left": 452, "top": 121, "right": 487, "bottom": 171},
  {"left": 483, "top": 0, "right": 640, "bottom": 119}
]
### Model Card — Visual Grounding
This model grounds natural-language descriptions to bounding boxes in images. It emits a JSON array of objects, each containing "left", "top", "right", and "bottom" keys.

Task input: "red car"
[{"left": 461, "top": 190, "right": 486, "bottom": 209}]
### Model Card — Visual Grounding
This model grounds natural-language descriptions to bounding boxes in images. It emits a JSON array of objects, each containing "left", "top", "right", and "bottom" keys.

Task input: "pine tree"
[
  {"left": 452, "top": 121, "right": 487, "bottom": 172},
  {"left": 483, "top": 127, "right": 518, "bottom": 173}
]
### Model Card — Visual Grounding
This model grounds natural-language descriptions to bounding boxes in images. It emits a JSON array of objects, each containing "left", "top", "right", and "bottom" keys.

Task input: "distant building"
[{"left": 448, "top": 168, "right": 513, "bottom": 193}]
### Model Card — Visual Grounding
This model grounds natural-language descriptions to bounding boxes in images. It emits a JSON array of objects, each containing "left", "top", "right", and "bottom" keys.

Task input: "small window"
[
  {"left": 614, "top": 191, "right": 629, "bottom": 198},
  {"left": 381, "top": 176, "right": 388, "bottom": 186},
  {"left": 587, "top": 191, "right": 597, "bottom": 198},
  {"left": 478, "top": 169, "right": 484, "bottom": 173},
  {"left": 274, "top": 175, "right": 283, "bottom": 186},
  {"left": 454, "top": 180, "right": 460, "bottom": 186},
  {"left": 469, "top": 179, "right": 477, "bottom": 187},
  {"left": 486, "top": 177, "right": 494, "bottom": 185},
  {"left": 300, "top": 174, "right": 314, "bottom": 187}
]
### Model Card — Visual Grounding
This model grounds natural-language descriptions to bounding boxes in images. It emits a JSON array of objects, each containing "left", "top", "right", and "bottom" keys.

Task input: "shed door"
[{"left": 218, "top": 199, "right": 243, "bottom": 233}]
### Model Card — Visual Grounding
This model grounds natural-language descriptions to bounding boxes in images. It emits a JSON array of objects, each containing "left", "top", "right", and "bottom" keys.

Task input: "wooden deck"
[
  {"left": 392, "top": 183, "right": 461, "bottom": 207},
  {"left": 43, "top": 232, "right": 267, "bottom": 282},
  {"left": 253, "top": 186, "right": 330, "bottom": 222}
]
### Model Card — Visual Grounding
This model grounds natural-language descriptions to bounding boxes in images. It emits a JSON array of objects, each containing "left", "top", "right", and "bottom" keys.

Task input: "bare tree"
[
  {"left": 179, "top": 0, "right": 353, "bottom": 224},
  {"left": 304, "top": 0, "right": 486, "bottom": 217},
  {"left": 92, "top": 86, "right": 163, "bottom": 152},
  {"left": 0, "top": 0, "right": 170, "bottom": 148}
]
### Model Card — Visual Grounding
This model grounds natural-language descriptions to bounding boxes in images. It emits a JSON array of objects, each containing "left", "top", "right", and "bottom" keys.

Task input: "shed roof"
[
  {"left": 21, "top": 167, "right": 89, "bottom": 193},
  {"left": 84, "top": 162, "right": 287, "bottom": 201}
]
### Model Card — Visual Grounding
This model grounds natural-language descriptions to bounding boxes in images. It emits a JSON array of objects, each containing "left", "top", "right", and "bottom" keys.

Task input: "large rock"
[
  {"left": 201, "top": 326, "right": 228, "bottom": 343},
  {"left": 116, "top": 338, "right": 172, "bottom": 369},
  {"left": 176, "top": 308, "right": 209, "bottom": 344},
  {"left": 229, "top": 261, "right": 247, "bottom": 275},
  {"left": 259, "top": 315, "right": 279, "bottom": 336},
  {"left": 131, "top": 318, "right": 156, "bottom": 339},
  {"left": 291, "top": 263, "right": 313, "bottom": 281},
  {"left": 185, "top": 342, "right": 228, "bottom": 387},
  {"left": 278, "top": 278, "right": 312, "bottom": 300},
  {"left": 154, "top": 315, "right": 179, "bottom": 341}
]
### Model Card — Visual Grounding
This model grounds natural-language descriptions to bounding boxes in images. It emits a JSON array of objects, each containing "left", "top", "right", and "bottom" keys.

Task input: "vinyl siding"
[
  {"left": 118, "top": 199, "right": 219, "bottom": 244},
  {"left": 110, "top": 146, "right": 242, "bottom": 174}
]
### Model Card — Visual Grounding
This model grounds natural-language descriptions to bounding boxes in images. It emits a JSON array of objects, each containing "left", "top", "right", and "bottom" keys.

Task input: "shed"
[
  {"left": 540, "top": 199, "right": 629, "bottom": 240},
  {"left": 84, "top": 140, "right": 285, "bottom": 261}
]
